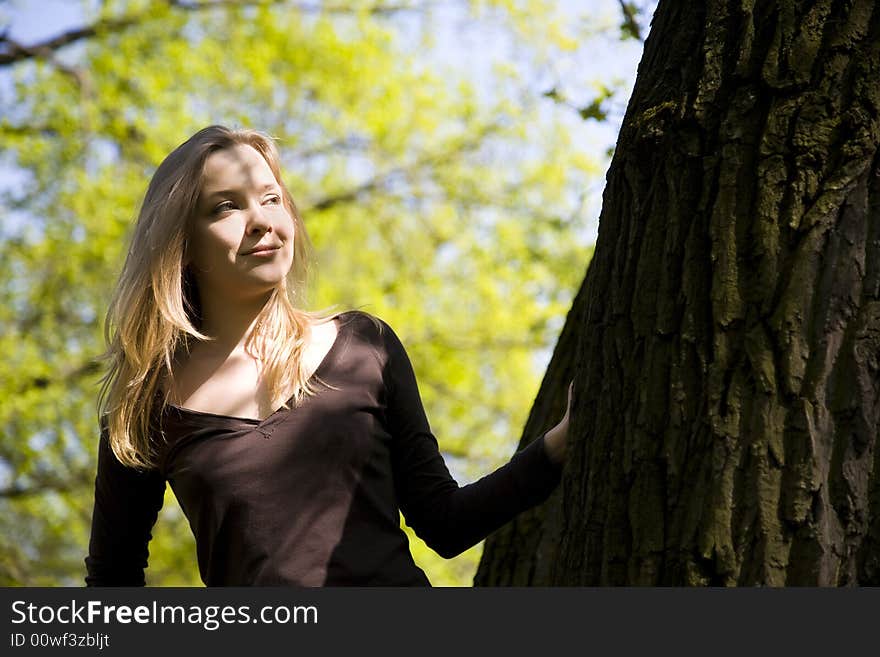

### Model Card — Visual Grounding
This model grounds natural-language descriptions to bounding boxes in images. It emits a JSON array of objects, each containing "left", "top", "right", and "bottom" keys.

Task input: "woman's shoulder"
[
  {"left": 335, "top": 309, "right": 409, "bottom": 361},
  {"left": 336, "top": 308, "right": 390, "bottom": 338}
]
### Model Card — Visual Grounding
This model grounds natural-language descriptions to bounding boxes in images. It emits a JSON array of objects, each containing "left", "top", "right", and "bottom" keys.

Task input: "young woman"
[{"left": 85, "top": 125, "right": 571, "bottom": 586}]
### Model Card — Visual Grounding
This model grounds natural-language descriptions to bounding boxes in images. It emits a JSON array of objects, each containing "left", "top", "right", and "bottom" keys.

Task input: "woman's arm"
[
  {"left": 84, "top": 421, "right": 166, "bottom": 586},
  {"left": 380, "top": 319, "right": 568, "bottom": 559}
]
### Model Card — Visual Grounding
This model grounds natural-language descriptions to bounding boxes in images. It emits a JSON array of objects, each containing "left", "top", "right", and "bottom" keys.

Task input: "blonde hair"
[{"left": 99, "top": 125, "right": 340, "bottom": 469}]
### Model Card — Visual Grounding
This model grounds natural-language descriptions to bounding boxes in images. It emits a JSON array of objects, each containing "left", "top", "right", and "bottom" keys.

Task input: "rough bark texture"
[{"left": 476, "top": 0, "right": 880, "bottom": 586}]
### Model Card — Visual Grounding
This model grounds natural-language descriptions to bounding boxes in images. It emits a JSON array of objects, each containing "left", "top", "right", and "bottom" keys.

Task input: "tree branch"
[
  {"left": 0, "top": 14, "right": 142, "bottom": 66},
  {"left": 170, "top": 0, "right": 430, "bottom": 14},
  {"left": 0, "top": 477, "right": 76, "bottom": 499},
  {"left": 303, "top": 120, "right": 502, "bottom": 212},
  {"left": 618, "top": 0, "right": 643, "bottom": 41},
  {"left": 17, "top": 359, "right": 102, "bottom": 395},
  {"left": 0, "top": 0, "right": 436, "bottom": 67},
  {"left": 414, "top": 333, "right": 546, "bottom": 352},
  {"left": 0, "top": 122, "right": 60, "bottom": 138}
]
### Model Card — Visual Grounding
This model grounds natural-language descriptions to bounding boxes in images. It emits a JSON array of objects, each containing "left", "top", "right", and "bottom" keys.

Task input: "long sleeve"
[
  {"left": 380, "top": 320, "right": 563, "bottom": 558},
  {"left": 84, "top": 420, "right": 166, "bottom": 586}
]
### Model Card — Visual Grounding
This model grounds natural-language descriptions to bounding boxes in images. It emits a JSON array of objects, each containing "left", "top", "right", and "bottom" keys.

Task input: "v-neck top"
[
  {"left": 163, "top": 316, "right": 344, "bottom": 427},
  {"left": 85, "top": 310, "right": 563, "bottom": 586}
]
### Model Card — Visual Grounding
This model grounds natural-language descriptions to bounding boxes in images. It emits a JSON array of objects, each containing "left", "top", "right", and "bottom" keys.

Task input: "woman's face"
[{"left": 187, "top": 144, "right": 295, "bottom": 302}]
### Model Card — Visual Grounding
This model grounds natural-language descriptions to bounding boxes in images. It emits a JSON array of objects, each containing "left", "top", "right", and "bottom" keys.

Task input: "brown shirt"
[{"left": 85, "top": 310, "right": 562, "bottom": 586}]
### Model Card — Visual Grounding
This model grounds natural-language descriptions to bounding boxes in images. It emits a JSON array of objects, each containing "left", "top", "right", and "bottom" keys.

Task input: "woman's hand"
[{"left": 543, "top": 380, "right": 573, "bottom": 466}]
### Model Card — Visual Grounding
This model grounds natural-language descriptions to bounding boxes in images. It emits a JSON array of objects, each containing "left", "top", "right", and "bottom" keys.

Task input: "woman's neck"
[{"left": 197, "top": 289, "right": 274, "bottom": 355}]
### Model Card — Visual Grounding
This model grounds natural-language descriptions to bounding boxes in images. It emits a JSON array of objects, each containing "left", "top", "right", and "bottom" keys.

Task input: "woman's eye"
[
  {"left": 264, "top": 194, "right": 281, "bottom": 205},
  {"left": 212, "top": 201, "right": 235, "bottom": 214}
]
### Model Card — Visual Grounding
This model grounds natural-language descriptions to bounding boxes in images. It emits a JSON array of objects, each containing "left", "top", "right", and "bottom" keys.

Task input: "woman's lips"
[{"left": 243, "top": 246, "right": 281, "bottom": 257}]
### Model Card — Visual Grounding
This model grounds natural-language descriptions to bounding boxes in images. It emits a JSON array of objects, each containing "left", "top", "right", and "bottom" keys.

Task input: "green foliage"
[{"left": 0, "top": 0, "right": 610, "bottom": 586}]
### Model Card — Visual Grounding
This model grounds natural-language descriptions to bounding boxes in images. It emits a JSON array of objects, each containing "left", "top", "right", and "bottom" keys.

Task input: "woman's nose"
[{"left": 246, "top": 204, "right": 272, "bottom": 234}]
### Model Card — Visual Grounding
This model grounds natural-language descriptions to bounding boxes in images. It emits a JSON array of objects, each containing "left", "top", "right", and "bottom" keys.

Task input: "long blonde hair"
[{"left": 99, "top": 125, "right": 339, "bottom": 469}]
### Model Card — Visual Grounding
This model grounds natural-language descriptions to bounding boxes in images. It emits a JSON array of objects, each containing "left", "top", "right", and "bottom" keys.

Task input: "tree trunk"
[{"left": 476, "top": 0, "right": 880, "bottom": 586}]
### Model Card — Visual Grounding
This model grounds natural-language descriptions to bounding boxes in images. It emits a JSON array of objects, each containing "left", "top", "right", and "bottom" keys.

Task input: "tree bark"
[{"left": 476, "top": 0, "right": 880, "bottom": 586}]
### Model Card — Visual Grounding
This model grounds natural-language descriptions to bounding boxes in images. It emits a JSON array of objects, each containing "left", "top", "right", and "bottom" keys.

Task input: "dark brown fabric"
[{"left": 85, "top": 310, "right": 563, "bottom": 586}]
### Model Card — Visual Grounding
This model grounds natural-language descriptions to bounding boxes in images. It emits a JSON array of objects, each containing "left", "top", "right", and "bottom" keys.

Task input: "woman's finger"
[{"left": 561, "top": 380, "right": 573, "bottom": 419}]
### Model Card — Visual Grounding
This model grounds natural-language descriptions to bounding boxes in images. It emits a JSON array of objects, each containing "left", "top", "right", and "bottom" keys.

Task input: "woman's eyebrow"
[{"left": 202, "top": 181, "right": 279, "bottom": 200}]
